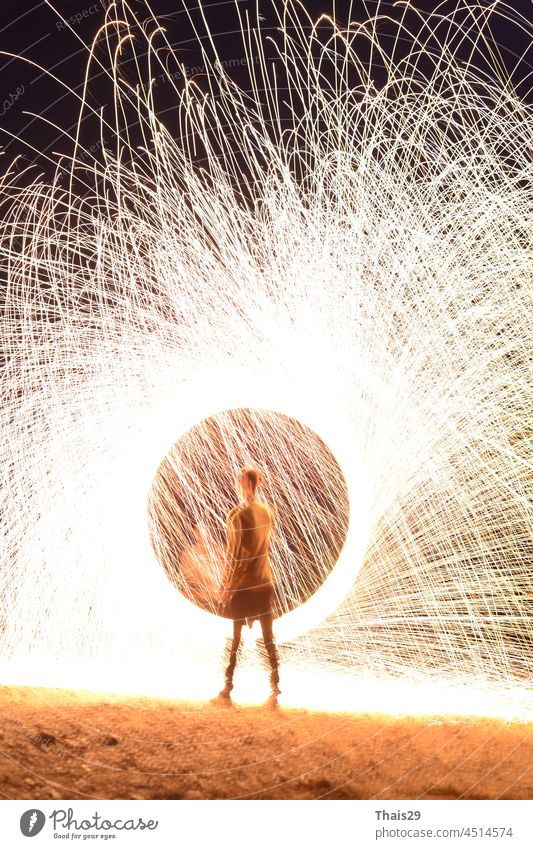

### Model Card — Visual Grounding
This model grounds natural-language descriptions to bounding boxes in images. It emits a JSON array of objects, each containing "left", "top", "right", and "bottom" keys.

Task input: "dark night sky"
[{"left": 0, "top": 0, "right": 530, "bottom": 178}]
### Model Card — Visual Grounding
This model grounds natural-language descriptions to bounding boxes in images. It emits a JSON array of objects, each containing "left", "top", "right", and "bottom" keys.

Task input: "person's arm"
[{"left": 220, "top": 508, "right": 242, "bottom": 597}]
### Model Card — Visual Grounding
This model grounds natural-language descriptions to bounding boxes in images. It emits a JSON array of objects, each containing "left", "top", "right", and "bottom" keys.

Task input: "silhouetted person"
[{"left": 212, "top": 467, "right": 281, "bottom": 708}]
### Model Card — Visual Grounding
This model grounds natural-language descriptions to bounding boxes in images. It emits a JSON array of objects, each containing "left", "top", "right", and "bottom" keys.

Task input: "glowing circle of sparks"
[
  {"left": 0, "top": 0, "right": 531, "bottom": 715},
  {"left": 147, "top": 403, "right": 359, "bottom": 644}
]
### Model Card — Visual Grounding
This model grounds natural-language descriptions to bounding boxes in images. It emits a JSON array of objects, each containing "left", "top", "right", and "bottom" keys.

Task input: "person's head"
[{"left": 237, "top": 467, "right": 263, "bottom": 501}]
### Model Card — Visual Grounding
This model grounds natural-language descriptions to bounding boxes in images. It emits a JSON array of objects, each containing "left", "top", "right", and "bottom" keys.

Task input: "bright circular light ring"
[{"left": 145, "top": 368, "right": 370, "bottom": 645}]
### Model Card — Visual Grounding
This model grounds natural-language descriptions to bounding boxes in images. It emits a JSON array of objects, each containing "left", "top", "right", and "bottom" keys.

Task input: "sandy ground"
[{"left": 0, "top": 685, "right": 531, "bottom": 800}]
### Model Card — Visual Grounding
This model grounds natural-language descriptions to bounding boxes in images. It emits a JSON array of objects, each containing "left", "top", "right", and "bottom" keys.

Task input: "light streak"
[{"left": 0, "top": 0, "right": 531, "bottom": 717}]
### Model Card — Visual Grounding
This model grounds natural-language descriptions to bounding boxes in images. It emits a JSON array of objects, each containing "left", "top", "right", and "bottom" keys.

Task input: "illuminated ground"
[{"left": 0, "top": 686, "right": 531, "bottom": 800}]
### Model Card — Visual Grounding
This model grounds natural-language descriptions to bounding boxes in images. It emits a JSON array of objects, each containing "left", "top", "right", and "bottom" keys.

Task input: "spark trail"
[{"left": 0, "top": 0, "right": 531, "bottom": 716}]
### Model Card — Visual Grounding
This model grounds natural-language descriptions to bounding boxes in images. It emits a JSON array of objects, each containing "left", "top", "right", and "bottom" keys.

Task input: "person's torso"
[{"left": 228, "top": 501, "right": 274, "bottom": 591}]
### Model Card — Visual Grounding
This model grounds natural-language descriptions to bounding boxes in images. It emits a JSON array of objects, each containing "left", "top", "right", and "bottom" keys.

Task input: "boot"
[{"left": 211, "top": 636, "right": 242, "bottom": 706}]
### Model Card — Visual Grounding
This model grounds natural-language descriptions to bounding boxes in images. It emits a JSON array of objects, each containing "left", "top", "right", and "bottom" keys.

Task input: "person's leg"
[
  {"left": 218, "top": 618, "right": 243, "bottom": 699},
  {"left": 227, "top": 618, "right": 244, "bottom": 684},
  {"left": 258, "top": 604, "right": 281, "bottom": 699}
]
